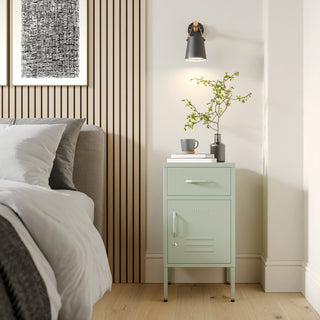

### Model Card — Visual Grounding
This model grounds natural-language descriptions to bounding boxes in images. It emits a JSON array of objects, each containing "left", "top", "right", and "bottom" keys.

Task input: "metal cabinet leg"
[
  {"left": 168, "top": 267, "right": 172, "bottom": 284},
  {"left": 164, "top": 267, "right": 168, "bottom": 302},
  {"left": 230, "top": 267, "right": 235, "bottom": 302},
  {"left": 225, "top": 267, "right": 230, "bottom": 284}
]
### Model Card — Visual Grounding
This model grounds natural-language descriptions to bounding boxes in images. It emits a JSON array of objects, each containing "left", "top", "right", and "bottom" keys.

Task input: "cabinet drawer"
[
  {"left": 167, "top": 168, "right": 231, "bottom": 196},
  {"left": 167, "top": 200, "right": 231, "bottom": 264}
]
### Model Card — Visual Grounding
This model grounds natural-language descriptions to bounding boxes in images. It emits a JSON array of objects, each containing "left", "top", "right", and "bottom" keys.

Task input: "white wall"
[
  {"left": 262, "top": 0, "right": 304, "bottom": 292},
  {"left": 146, "top": 0, "right": 264, "bottom": 283},
  {"left": 303, "top": 0, "right": 320, "bottom": 314}
]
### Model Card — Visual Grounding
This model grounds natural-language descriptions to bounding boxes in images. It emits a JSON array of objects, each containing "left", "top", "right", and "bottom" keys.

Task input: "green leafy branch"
[{"left": 182, "top": 72, "right": 252, "bottom": 133}]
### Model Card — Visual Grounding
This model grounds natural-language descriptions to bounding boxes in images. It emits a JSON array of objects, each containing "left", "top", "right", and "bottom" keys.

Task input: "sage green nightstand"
[{"left": 163, "top": 163, "right": 235, "bottom": 302}]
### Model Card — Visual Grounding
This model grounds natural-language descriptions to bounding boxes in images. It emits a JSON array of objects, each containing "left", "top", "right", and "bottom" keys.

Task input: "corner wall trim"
[
  {"left": 261, "top": 256, "right": 304, "bottom": 292},
  {"left": 304, "top": 264, "right": 320, "bottom": 315}
]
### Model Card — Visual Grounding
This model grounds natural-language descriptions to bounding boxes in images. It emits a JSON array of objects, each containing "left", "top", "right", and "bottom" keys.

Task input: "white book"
[
  {"left": 167, "top": 158, "right": 217, "bottom": 163},
  {"left": 171, "top": 153, "right": 215, "bottom": 159}
]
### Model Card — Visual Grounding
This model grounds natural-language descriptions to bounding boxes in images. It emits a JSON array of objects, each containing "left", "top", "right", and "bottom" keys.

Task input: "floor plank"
[{"left": 91, "top": 284, "right": 320, "bottom": 320}]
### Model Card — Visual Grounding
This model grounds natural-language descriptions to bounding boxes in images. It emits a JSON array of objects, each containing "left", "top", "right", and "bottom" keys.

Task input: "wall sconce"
[{"left": 185, "top": 21, "right": 207, "bottom": 61}]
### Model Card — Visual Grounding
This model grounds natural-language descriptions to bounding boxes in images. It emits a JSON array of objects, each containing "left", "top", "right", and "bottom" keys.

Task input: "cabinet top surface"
[{"left": 163, "top": 162, "right": 235, "bottom": 168}]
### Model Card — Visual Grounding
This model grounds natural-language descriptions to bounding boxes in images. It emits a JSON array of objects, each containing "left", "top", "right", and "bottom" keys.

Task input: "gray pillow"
[
  {"left": 0, "top": 124, "right": 66, "bottom": 188},
  {"left": 0, "top": 118, "right": 14, "bottom": 125},
  {"left": 14, "top": 118, "right": 86, "bottom": 190}
]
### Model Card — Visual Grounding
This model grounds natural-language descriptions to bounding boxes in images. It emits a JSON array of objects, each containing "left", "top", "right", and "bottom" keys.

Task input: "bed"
[{"left": 0, "top": 123, "right": 112, "bottom": 320}]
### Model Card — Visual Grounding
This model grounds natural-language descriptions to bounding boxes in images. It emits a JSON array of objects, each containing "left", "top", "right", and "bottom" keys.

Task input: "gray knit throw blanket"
[{"left": 0, "top": 215, "right": 51, "bottom": 320}]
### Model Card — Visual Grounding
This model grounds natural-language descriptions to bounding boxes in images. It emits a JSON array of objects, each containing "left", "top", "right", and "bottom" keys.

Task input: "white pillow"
[
  {"left": 0, "top": 124, "right": 66, "bottom": 188},
  {"left": 0, "top": 124, "right": 9, "bottom": 133}
]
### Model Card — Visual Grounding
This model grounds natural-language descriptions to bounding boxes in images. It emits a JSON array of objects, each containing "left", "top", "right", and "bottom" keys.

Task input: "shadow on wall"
[
  {"left": 263, "top": 175, "right": 304, "bottom": 260},
  {"left": 205, "top": 25, "right": 263, "bottom": 45},
  {"left": 235, "top": 168, "right": 263, "bottom": 255},
  {"left": 302, "top": 188, "right": 308, "bottom": 293},
  {"left": 203, "top": 25, "right": 264, "bottom": 82}
]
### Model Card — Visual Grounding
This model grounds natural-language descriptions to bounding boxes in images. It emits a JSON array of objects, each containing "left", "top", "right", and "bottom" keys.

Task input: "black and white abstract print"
[{"left": 21, "top": 0, "right": 80, "bottom": 79}]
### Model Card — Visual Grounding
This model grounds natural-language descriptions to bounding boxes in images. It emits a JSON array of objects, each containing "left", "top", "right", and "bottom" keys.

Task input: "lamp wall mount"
[{"left": 187, "top": 21, "right": 204, "bottom": 38}]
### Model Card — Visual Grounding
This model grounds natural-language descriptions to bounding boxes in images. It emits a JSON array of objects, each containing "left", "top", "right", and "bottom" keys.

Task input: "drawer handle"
[
  {"left": 173, "top": 211, "right": 177, "bottom": 237},
  {"left": 185, "top": 179, "right": 212, "bottom": 184}
]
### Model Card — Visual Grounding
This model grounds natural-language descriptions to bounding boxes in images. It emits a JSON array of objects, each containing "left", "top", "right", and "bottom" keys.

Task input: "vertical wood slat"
[
  {"left": 133, "top": 0, "right": 140, "bottom": 283},
  {"left": 29, "top": 87, "right": 35, "bottom": 118},
  {"left": 100, "top": 0, "right": 107, "bottom": 246},
  {"left": 126, "top": 0, "right": 134, "bottom": 284},
  {"left": 94, "top": 0, "right": 100, "bottom": 127},
  {"left": 140, "top": 0, "right": 146, "bottom": 284},
  {"left": 81, "top": 87, "right": 87, "bottom": 121},
  {"left": 107, "top": 0, "right": 114, "bottom": 279},
  {"left": 61, "top": 86, "right": 68, "bottom": 118},
  {"left": 42, "top": 87, "right": 48, "bottom": 118},
  {"left": 9, "top": 0, "right": 14, "bottom": 119},
  {"left": 2, "top": 86, "right": 8, "bottom": 118},
  {"left": 0, "top": 0, "right": 146, "bottom": 284},
  {"left": 15, "top": 86, "right": 22, "bottom": 118},
  {"left": 35, "top": 87, "right": 42, "bottom": 118},
  {"left": 48, "top": 87, "right": 55, "bottom": 118},
  {"left": 22, "top": 87, "right": 28, "bottom": 118},
  {"left": 87, "top": 0, "right": 94, "bottom": 124},
  {"left": 113, "top": 0, "right": 120, "bottom": 284},
  {"left": 9, "top": 86, "right": 15, "bottom": 118},
  {"left": 68, "top": 87, "right": 75, "bottom": 118},
  {"left": 74, "top": 87, "right": 81, "bottom": 118},
  {"left": 120, "top": 0, "right": 127, "bottom": 283},
  {"left": 55, "top": 87, "right": 61, "bottom": 118}
]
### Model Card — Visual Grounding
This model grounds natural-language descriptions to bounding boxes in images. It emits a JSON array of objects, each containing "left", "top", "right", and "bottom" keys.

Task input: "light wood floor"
[{"left": 91, "top": 283, "right": 320, "bottom": 320}]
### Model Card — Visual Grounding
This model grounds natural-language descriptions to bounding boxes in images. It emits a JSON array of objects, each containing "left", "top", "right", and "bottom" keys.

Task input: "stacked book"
[{"left": 167, "top": 153, "right": 217, "bottom": 163}]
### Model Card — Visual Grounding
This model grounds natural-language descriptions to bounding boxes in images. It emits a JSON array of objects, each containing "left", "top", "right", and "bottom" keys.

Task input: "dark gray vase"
[{"left": 210, "top": 133, "right": 225, "bottom": 162}]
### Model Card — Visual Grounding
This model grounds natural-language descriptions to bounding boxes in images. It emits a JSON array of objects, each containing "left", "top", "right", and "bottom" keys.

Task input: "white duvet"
[{"left": 0, "top": 179, "right": 112, "bottom": 320}]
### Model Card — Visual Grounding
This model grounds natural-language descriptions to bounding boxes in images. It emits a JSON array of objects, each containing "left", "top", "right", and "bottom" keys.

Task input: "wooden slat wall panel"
[{"left": 1, "top": 0, "right": 146, "bottom": 283}]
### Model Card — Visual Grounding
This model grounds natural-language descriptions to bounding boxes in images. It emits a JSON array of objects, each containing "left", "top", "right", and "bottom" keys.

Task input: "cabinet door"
[{"left": 167, "top": 200, "right": 231, "bottom": 264}]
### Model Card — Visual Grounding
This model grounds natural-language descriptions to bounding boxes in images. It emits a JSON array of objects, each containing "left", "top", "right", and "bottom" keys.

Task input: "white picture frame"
[
  {"left": 0, "top": 0, "right": 7, "bottom": 86},
  {"left": 12, "top": 0, "right": 87, "bottom": 86}
]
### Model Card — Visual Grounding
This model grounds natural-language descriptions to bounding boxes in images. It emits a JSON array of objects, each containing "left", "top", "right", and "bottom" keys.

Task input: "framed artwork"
[
  {"left": 12, "top": 0, "right": 87, "bottom": 86},
  {"left": 0, "top": 0, "right": 7, "bottom": 85}
]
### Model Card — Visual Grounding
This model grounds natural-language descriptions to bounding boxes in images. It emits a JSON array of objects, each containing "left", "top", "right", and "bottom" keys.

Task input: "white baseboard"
[
  {"left": 304, "top": 264, "right": 320, "bottom": 315},
  {"left": 145, "top": 251, "right": 261, "bottom": 283},
  {"left": 146, "top": 252, "right": 305, "bottom": 293},
  {"left": 261, "top": 256, "right": 304, "bottom": 292}
]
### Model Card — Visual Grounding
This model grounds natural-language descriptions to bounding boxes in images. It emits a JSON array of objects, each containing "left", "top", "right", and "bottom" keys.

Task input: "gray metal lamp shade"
[
  {"left": 185, "top": 22, "right": 207, "bottom": 61},
  {"left": 185, "top": 34, "right": 207, "bottom": 61}
]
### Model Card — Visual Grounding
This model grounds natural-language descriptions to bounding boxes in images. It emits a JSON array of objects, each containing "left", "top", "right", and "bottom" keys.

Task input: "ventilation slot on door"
[{"left": 183, "top": 237, "right": 215, "bottom": 253}]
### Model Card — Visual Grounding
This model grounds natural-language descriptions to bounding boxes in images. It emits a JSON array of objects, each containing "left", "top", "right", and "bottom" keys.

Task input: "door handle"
[
  {"left": 172, "top": 211, "right": 177, "bottom": 237},
  {"left": 185, "top": 179, "right": 212, "bottom": 184}
]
